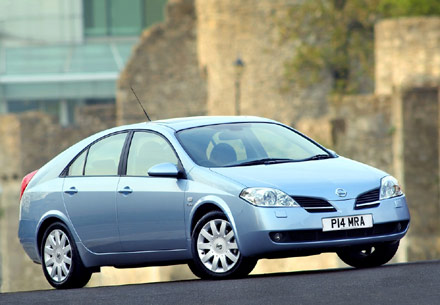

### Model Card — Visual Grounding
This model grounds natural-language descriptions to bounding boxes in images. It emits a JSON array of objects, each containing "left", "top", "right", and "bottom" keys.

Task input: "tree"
[
  {"left": 379, "top": 0, "right": 440, "bottom": 17},
  {"left": 279, "top": 0, "right": 440, "bottom": 95}
]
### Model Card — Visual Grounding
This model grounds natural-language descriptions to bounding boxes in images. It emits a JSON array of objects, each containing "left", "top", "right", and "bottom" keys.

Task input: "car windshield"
[{"left": 176, "top": 122, "right": 331, "bottom": 167}]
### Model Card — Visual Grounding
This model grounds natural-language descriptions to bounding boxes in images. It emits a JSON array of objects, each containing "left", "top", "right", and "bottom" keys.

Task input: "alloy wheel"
[
  {"left": 196, "top": 219, "right": 240, "bottom": 273},
  {"left": 43, "top": 229, "right": 72, "bottom": 282}
]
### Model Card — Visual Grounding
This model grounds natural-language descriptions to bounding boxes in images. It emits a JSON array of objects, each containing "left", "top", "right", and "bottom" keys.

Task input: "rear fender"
[{"left": 36, "top": 210, "right": 80, "bottom": 260}]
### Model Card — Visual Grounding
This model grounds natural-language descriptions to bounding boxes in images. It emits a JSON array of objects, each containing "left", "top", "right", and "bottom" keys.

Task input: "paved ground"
[{"left": 1, "top": 260, "right": 439, "bottom": 305}]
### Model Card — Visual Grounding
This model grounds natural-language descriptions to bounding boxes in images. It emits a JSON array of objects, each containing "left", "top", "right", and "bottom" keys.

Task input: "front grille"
[
  {"left": 269, "top": 220, "right": 409, "bottom": 243},
  {"left": 292, "top": 196, "right": 337, "bottom": 213},
  {"left": 355, "top": 188, "right": 380, "bottom": 209}
]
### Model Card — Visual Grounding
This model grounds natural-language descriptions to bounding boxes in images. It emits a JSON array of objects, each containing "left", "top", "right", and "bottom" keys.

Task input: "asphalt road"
[{"left": 1, "top": 260, "right": 439, "bottom": 305}]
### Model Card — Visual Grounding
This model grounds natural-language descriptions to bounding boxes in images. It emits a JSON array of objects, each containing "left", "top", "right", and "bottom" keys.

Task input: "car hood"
[{"left": 209, "top": 157, "right": 387, "bottom": 201}]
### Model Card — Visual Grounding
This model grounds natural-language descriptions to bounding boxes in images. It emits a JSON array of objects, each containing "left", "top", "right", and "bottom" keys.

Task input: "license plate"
[{"left": 322, "top": 214, "right": 373, "bottom": 232}]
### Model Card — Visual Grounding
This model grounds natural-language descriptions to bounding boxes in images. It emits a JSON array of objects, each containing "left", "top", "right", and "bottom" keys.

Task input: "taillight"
[{"left": 20, "top": 170, "right": 38, "bottom": 200}]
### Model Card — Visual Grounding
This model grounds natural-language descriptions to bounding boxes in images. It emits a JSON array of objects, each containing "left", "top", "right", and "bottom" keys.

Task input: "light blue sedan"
[{"left": 18, "top": 116, "right": 410, "bottom": 288}]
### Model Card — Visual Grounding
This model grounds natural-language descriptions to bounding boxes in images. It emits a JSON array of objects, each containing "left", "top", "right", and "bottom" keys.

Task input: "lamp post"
[{"left": 234, "top": 57, "right": 244, "bottom": 116}]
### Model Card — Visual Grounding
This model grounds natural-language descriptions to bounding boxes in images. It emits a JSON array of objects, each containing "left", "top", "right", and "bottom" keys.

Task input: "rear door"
[{"left": 62, "top": 132, "right": 127, "bottom": 253}]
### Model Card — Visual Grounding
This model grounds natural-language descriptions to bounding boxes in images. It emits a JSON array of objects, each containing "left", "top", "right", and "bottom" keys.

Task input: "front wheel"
[
  {"left": 41, "top": 222, "right": 92, "bottom": 289},
  {"left": 337, "top": 241, "right": 400, "bottom": 268},
  {"left": 189, "top": 211, "right": 257, "bottom": 279}
]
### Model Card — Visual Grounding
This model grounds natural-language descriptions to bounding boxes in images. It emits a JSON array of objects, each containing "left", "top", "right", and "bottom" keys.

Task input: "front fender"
[{"left": 186, "top": 195, "right": 246, "bottom": 256}]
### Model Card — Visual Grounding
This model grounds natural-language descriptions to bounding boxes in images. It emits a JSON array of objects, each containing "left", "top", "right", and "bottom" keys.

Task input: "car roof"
[{"left": 123, "top": 116, "right": 277, "bottom": 132}]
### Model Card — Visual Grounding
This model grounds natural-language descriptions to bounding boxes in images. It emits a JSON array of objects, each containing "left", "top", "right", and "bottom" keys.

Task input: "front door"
[{"left": 116, "top": 131, "right": 186, "bottom": 252}]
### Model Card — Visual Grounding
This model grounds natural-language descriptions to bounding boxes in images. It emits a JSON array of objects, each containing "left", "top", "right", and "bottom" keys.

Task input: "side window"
[
  {"left": 84, "top": 133, "right": 127, "bottom": 176},
  {"left": 68, "top": 150, "right": 87, "bottom": 176},
  {"left": 126, "top": 132, "right": 178, "bottom": 176}
]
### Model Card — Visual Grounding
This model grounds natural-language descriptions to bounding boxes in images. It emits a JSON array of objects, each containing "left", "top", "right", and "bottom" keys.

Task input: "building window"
[{"left": 84, "top": 0, "right": 168, "bottom": 37}]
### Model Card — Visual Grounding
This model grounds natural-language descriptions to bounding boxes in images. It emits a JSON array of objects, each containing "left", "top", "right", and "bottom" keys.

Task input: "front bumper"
[{"left": 234, "top": 195, "right": 410, "bottom": 258}]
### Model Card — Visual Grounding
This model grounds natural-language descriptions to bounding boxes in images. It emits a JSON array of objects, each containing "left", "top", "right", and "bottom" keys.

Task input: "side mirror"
[{"left": 148, "top": 163, "right": 180, "bottom": 178}]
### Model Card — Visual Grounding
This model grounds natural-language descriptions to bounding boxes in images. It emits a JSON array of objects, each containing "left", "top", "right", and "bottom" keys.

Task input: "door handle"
[
  {"left": 118, "top": 186, "right": 133, "bottom": 195},
  {"left": 64, "top": 187, "right": 78, "bottom": 195}
]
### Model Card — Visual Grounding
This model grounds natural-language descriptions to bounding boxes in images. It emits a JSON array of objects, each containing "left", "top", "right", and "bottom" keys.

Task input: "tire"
[
  {"left": 40, "top": 222, "right": 92, "bottom": 289},
  {"left": 337, "top": 241, "right": 400, "bottom": 268},
  {"left": 189, "top": 211, "right": 257, "bottom": 279}
]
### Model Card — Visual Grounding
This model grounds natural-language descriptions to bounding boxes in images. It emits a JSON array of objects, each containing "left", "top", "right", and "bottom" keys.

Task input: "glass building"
[{"left": 0, "top": 0, "right": 167, "bottom": 125}]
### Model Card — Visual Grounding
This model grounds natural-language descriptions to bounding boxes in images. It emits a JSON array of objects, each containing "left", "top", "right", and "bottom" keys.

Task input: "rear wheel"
[
  {"left": 189, "top": 211, "right": 257, "bottom": 279},
  {"left": 337, "top": 241, "right": 400, "bottom": 268},
  {"left": 41, "top": 222, "right": 92, "bottom": 289}
]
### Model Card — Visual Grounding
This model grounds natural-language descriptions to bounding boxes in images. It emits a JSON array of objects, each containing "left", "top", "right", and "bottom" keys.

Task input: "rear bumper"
[
  {"left": 18, "top": 219, "right": 40, "bottom": 263},
  {"left": 234, "top": 195, "right": 410, "bottom": 258}
]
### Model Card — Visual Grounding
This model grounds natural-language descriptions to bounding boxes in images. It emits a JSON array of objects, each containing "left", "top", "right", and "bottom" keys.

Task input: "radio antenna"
[{"left": 130, "top": 86, "right": 151, "bottom": 122}]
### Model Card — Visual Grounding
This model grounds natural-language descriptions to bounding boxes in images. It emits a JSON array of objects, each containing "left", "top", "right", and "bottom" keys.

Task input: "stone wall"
[
  {"left": 328, "top": 88, "right": 440, "bottom": 261},
  {"left": 0, "top": 112, "right": 58, "bottom": 180},
  {"left": 330, "top": 94, "right": 394, "bottom": 174},
  {"left": 375, "top": 17, "right": 440, "bottom": 95},
  {"left": 0, "top": 104, "right": 116, "bottom": 179},
  {"left": 196, "top": 0, "right": 331, "bottom": 124},
  {"left": 117, "top": 0, "right": 332, "bottom": 126},
  {"left": 0, "top": 115, "right": 21, "bottom": 180},
  {"left": 116, "top": 0, "right": 206, "bottom": 125},
  {"left": 374, "top": 18, "right": 440, "bottom": 260},
  {"left": 398, "top": 87, "right": 440, "bottom": 260},
  {"left": 295, "top": 116, "right": 333, "bottom": 149}
]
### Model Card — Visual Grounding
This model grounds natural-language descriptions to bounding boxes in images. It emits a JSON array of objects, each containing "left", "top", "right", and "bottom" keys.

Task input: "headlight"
[
  {"left": 240, "top": 187, "right": 300, "bottom": 207},
  {"left": 380, "top": 176, "right": 403, "bottom": 200}
]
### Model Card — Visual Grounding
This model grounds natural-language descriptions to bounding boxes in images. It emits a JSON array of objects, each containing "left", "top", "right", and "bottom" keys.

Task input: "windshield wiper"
[
  {"left": 225, "top": 158, "right": 297, "bottom": 167},
  {"left": 301, "top": 154, "right": 332, "bottom": 161}
]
